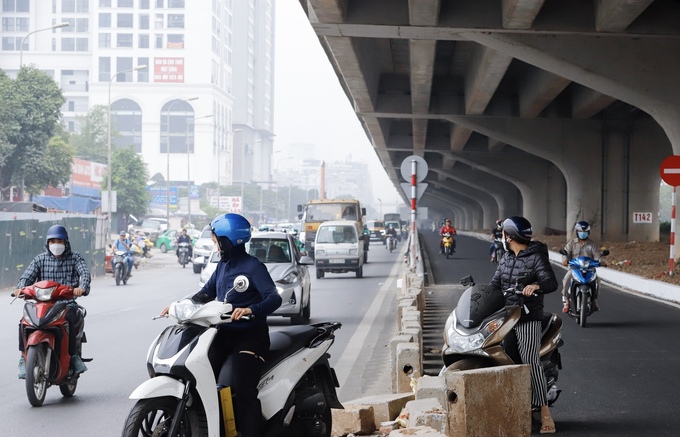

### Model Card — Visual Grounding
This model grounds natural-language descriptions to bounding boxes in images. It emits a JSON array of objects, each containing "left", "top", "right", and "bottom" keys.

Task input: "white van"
[{"left": 314, "top": 220, "right": 365, "bottom": 279}]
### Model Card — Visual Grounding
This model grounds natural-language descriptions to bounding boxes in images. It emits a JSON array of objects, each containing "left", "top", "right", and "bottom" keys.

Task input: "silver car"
[
  {"left": 192, "top": 226, "right": 214, "bottom": 274},
  {"left": 198, "top": 231, "right": 313, "bottom": 324}
]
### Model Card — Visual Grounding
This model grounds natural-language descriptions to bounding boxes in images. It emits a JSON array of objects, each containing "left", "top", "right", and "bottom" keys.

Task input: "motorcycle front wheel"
[
  {"left": 579, "top": 294, "right": 589, "bottom": 328},
  {"left": 122, "top": 397, "right": 208, "bottom": 437},
  {"left": 25, "top": 344, "right": 49, "bottom": 407},
  {"left": 115, "top": 265, "right": 122, "bottom": 286}
]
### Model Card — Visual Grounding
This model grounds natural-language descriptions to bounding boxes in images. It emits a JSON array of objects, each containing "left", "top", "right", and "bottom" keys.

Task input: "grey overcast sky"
[{"left": 273, "top": 0, "right": 402, "bottom": 210}]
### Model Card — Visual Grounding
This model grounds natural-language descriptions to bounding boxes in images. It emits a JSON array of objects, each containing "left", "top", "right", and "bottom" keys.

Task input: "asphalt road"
[
  {"left": 420, "top": 230, "right": 680, "bottom": 436},
  {"left": 0, "top": 241, "right": 403, "bottom": 435}
]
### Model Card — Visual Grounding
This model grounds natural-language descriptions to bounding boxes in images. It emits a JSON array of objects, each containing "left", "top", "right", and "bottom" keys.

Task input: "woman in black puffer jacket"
[{"left": 490, "top": 216, "right": 558, "bottom": 434}]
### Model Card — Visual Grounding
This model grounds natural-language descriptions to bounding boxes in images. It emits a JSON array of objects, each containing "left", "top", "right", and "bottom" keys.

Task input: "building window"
[
  {"left": 117, "top": 33, "right": 133, "bottom": 48},
  {"left": 68, "top": 121, "right": 75, "bottom": 131},
  {"left": 117, "top": 13, "right": 133, "bottom": 28},
  {"left": 99, "top": 0, "right": 111, "bottom": 6},
  {"left": 168, "top": 0, "right": 184, "bottom": 8},
  {"left": 154, "top": 13, "right": 163, "bottom": 29},
  {"left": 61, "top": 18, "right": 75, "bottom": 32},
  {"left": 62, "top": 0, "right": 75, "bottom": 13},
  {"left": 138, "top": 34, "right": 149, "bottom": 48},
  {"left": 61, "top": 38, "right": 75, "bottom": 51},
  {"left": 139, "top": 14, "right": 149, "bottom": 29},
  {"left": 160, "top": 99, "right": 195, "bottom": 153},
  {"left": 1, "top": 17, "right": 14, "bottom": 31},
  {"left": 155, "top": 0, "right": 164, "bottom": 7},
  {"left": 76, "top": 37, "right": 88, "bottom": 51},
  {"left": 116, "top": 57, "right": 133, "bottom": 82},
  {"left": 75, "top": 18, "right": 89, "bottom": 32},
  {"left": 99, "top": 13, "right": 111, "bottom": 28},
  {"left": 138, "top": 57, "right": 149, "bottom": 82},
  {"left": 2, "top": 0, "right": 29, "bottom": 12},
  {"left": 98, "top": 33, "right": 111, "bottom": 48},
  {"left": 140, "top": 0, "right": 149, "bottom": 9},
  {"left": 167, "top": 14, "right": 183, "bottom": 28},
  {"left": 99, "top": 56, "right": 111, "bottom": 81},
  {"left": 76, "top": 0, "right": 88, "bottom": 11},
  {"left": 111, "top": 98, "right": 143, "bottom": 153},
  {"left": 117, "top": 0, "right": 132, "bottom": 7},
  {"left": 167, "top": 33, "right": 183, "bottom": 49},
  {"left": 16, "top": 17, "right": 29, "bottom": 32},
  {"left": 155, "top": 34, "right": 163, "bottom": 48},
  {"left": 68, "top": 101, "right": 75, "bottom": 111}
]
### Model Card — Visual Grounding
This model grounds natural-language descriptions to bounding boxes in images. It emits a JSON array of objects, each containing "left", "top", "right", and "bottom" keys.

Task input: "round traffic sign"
[
  {"left": 660, "top": 155, "right": 680, "bottom": 186},
  {"left": 400, "top": 155, "right": 429, "bottom": 183}
]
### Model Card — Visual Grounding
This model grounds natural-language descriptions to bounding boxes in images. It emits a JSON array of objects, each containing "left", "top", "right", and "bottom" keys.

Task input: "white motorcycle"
[{"left": 122, "top": 276, "right": 343, "bottom": 437}]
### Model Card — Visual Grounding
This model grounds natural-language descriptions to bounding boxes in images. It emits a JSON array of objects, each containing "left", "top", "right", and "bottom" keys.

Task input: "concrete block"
[
  {"left": 443, "top": 365, "right": 531, "bottom": 437},
  {"left": 389, "top": 426, "right": 447, "bottom": 436},
  {"left": 396, "top": 343, "right": 421, "bottom": 393},
  {"left": 330, "top": 404, "right": 376, "bottom": 436},
  {"left": 390, "top": 335, "right": 414, "bottom": 392},
  {"left": 344, "top": 392, "right": 415, "bottom": 429},
  {"left": 397, "top": 297, "right": 417, "bottom": 327},
  {"left": 405, "top": 398, "right": 448, "bottom": 434},
  {"left": 415, "top": 375, "right": 449, "bottom": 413},
  {"left": 400, "top": 326, "right": 422, "bottom": 350}
]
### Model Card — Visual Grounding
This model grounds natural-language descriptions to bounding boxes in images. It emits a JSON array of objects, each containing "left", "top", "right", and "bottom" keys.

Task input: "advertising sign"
[
  {"left": 148, "top": 186, "right": 178, "bottom": 205},
  {"left": 209, "top": 196, "right": 242, "bottom": 213},
  {"left": 72, "top": 158, "right": 106, "bottom": 189},
  {"left": 154, "top": 57, "right": 184, "bottom": 83}
]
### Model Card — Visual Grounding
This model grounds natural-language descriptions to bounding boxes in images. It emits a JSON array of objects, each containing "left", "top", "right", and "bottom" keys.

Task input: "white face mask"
[{"left": 49, "top": 243, "right": 66, "bottom": 256}]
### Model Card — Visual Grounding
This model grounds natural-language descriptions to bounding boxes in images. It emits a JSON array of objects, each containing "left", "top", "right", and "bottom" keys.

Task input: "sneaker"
[
  {"left": 18, "top": 356, "right": 25, "bottom": 379},
  {"left": 71, "top": 355, "right": 88, "bottom": 374}
]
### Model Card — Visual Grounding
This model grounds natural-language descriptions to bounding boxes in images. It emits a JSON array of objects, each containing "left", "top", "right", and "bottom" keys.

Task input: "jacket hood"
[{"left": 518, "top": 240, "right": 549, "bottom": 257}]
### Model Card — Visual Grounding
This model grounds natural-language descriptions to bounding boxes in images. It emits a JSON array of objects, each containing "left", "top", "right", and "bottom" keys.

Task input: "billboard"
[
  {"left": 209, "top": 196, "right": 242, "bottom": 213},
  {"left": 72, "top": 158, "right": 106, "bottom": 189},
  {"left": 154, "top": 57, "right": 184, "bottom": 83},
  {"left": 148, "top": 186, "right": 178, "bottom": 205}
]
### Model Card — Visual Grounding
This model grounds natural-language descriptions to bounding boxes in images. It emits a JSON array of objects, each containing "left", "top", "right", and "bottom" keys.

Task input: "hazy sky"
[{"left": 272, "top": 0, "right": 402, "bottom": 210}]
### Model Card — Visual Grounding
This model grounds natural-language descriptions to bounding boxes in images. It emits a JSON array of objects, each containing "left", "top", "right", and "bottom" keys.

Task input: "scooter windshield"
[{"left": 455, "top": 284, "right": 506, "bottom": 329}]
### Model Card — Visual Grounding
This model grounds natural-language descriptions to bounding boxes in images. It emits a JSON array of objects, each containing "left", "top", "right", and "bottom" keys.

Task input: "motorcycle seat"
[
  {"left": 540, "top": 314, "right": 555, "bottom": 338},
  {"left": 264, "top": 326, "right": 318, "bottom": 374}
]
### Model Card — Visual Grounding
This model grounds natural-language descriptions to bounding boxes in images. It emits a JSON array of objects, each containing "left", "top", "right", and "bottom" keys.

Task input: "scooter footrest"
[{"left": 82, "top": 358, "right": 94, "bottom": 362}]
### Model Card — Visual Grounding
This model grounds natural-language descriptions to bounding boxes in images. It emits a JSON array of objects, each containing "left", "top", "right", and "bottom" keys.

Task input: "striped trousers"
[{"left": 513, "top": 320, "right": 548, "bottom": 406}]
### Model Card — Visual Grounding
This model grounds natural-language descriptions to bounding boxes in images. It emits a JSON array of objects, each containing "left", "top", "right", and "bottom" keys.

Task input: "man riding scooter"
[
  {"left": 14, "top": 224, "right": 91, "bottom": 377},
  {"left": 175, "top": 228, "right": 193, "bottom": 263},
  {"left": 111, "top": 231, "right": 134, "bottom": 278},
  {"left": 439, "top": 218, "right": 457, "bottom": 254}
]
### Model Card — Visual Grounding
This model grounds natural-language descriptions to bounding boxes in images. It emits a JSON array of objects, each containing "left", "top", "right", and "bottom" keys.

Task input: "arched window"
[
  {"left": 160, "top": 99, "right": 195, "bottom": 154},
  {"left": 111, "top": 98, "right": 142, "bottom": 153}
]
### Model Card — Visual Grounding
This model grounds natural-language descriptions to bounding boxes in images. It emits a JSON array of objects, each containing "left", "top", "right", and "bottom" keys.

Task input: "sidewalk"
[{"left": 460, "top": 231, "right": 680, "bottom": 307}]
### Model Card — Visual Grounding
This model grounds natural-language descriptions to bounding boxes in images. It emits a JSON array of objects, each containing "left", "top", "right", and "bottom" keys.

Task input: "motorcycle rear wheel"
[
  {"left": 579, "top": 294, "right": 589, "bottom": 328},
  {"left": 25, "top": 344, "right": 49, "bottom": 407},
  {"left": 59, "top": 378, "right": 78, "bottom": 398},
  {"left": 122, "top": 397, "right": 207, "bottom": 437}
]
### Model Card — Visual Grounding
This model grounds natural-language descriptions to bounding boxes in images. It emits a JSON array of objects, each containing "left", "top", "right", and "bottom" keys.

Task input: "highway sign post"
[
  {"left": 660, "top": 156, "right": 680, "bottom": 275},
  {"left": 401, "top": 155, "right": 428, "bottom": 272}
]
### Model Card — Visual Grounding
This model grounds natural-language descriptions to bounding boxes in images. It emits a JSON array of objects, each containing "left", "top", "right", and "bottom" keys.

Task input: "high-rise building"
[{"left": 0, "top": 0, "right": 276, "bottom": 190}]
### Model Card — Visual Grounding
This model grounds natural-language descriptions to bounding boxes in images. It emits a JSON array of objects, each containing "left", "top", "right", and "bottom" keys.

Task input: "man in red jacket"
[{"left": 439, "top": 218, "right": 457, "bottom": 253}]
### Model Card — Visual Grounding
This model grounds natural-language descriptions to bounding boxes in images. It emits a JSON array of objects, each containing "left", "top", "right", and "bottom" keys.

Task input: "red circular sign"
[{"left": 660, "top": 155, "right": 680, "bottom": 186}]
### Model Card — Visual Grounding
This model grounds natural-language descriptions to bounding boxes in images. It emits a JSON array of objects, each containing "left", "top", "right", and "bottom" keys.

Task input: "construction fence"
[{"left": 0, "top": 213, "right": 109, "bottom": 289}]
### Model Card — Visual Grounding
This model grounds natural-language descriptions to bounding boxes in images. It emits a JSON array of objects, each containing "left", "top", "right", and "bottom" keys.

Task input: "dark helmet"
[
  {"left": 502, "top": 216, "right": 533, "bottom": 245},
  {"left": 210, "top": 213, "right": 251, "bottom": 249},
  {"left": 46, "top": 225, "right": 69, "bottom": 242},
  {"left": 575, "top": 221, "right": 591, "bottom": 233}
]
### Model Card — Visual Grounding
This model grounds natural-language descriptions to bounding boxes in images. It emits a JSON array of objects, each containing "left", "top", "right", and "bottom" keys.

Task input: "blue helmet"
[
  {"left": 210, "top": 213, "right": 251, "bottom": 247},
  {"left": 46, "top": 224, "right": 69, "bottom": 242}
]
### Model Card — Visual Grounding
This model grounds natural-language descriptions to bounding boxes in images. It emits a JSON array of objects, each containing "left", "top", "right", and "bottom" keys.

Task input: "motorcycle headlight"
[
  {"left": 443, "top": 312, "right": 502, "bottom": 353},
  {"left": 169, "top": 299, "right": 202, "bottom": 322},
  {"left": 277, "top": 271, "right": 299, "bottom": 285},
  {"left": 34, "top": 285, "right": 56, "bottom": 301}
]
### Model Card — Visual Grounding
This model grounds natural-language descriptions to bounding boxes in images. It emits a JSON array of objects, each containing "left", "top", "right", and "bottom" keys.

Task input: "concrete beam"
[
  {"left": 450, "top": 124, "right": 473, "bottom": 153},
  {"left": 595, "top": 0, "right": 654, "bottom": 32},
  {"left": 488, "top": 137, "right": 506, "bottom": 152},
  {"left": 519, "top": 68, "right": 571, "bottom": 118},
  {"left": 408, "top": 0, "right": 440, "bottom": 26},
  {"left": 307, "top": 0, "right": 348, "bottom": 23},
  {"left": 465, "top": 46, "right": 513, "bottom": 115},
  {"left": 430, "top": 180, "right": 497, "bottom": 228},
  {"left": 571, "top": 86, "right": 616, "bottom": 119},
  {"left": 410, "top": 39, "right": 437, "bottom": 153},
  {"left": 502, "top": 0, "right": 545, "bottom": 29}
]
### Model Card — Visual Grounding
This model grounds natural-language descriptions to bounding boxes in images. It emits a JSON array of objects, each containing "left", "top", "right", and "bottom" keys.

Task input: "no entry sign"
[{"left": 660, "top": 155, "right": 680, "bottom": 186}]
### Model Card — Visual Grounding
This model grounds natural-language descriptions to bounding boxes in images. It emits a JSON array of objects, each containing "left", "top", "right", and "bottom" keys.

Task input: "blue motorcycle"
[{"left": 560, "top": 249, "right": 609, "bottom": 327}]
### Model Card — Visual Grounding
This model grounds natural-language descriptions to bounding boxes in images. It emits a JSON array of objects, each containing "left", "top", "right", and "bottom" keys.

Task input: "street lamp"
[
  {"left": 186, "top": 114, "right": 212, "bottom": 226},
  {"left": 274, "top": 156, "right": 295, "bottom": 220},
  {"left": 107, "top": 64, "right": 147, "bottom": 232},
  {"left": 165, "top": 97, "right": 198, "bottom": 226},
  {"left": 378, "top": 198, "right": 382, "bottom": 219},
  {"left": 19, "top": 22, "right": 69, "bottom": 67}
]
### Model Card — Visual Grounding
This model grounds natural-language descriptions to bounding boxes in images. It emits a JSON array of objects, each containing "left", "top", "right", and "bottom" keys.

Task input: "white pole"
[
  {"left": 670, "top": 186, "right": 676, "bottom": 275},
  {"left": 410, "top": 159, "right": 417, "bottom": 269}
]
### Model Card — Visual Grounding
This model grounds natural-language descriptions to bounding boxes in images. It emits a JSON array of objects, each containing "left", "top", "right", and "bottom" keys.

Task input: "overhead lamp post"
[
  {"left": 186, "top": 114, "right": 212, "bottom": 226},
  {"left": 165, "top": 97, "right": 198, "bottom": 226},
  {"left": 19, "top": 22, "right": 69, "bottom": 67},
  {"left": 107, "top": 64, "right": 147, "bottom": 232}
]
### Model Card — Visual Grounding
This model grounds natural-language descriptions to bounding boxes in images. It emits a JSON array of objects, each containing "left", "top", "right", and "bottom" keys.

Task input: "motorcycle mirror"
[
  {"left": 233, "top": 275, "right": 249, "bottom": 292},
  {"left": 601, "top": 249, "right": 610, "bottom": 256},
  {"left": 558, "top": 249, "right": 568, "bottom": 256},
  {"left": 460, "top": 275, "right": 475, "bottom": 287}
]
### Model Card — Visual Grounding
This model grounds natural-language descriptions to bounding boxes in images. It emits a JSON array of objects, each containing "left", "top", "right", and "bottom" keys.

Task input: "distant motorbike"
[
  {"left": 560, "top": 248, "right": 610, "bottom": 327},
  {"left": 385, "top": 234, "right": 397, "bottom": 252},
  {"left": 177, "top": 242, "right": 191, "bottom": 268},
  {"left": 440, "top": 275, "right": 563, "bottom": 408},
  {"left": 492, "top": 238, "right": 505, "bottom": 264},
  {"left": 122, "top": 276, "right": 343, "bottom": 437},
  {"left": 135, "top": 236, "right": 153, "bottom": 258},
  {"left": 12, "top": 281, "right": 89, "bottom": 407},
  {"left": 112, "top": 250, "right": 131, "bottom": 286},
  {"left": 441, "top": 232, "right": 455, "bottom": 259}
]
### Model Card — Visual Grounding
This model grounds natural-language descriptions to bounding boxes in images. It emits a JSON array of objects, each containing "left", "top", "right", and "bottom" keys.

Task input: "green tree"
[
  {"left": 24, "top": 136, "right": 75, "bottom": 196},
  {"left": 103, "top": 147, "right": 150, "bottom": 222},
  {"left": 70, "top": 105, "right": 114, "bottom": 164},
  {"left": 0, "top": 67, "right": 65, "bottom": 200}
]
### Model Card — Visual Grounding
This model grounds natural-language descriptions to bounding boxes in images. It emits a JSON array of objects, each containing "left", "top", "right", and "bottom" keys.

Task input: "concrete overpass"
[{"left": 298, "top": 0, "right": 678, "bottom": 243}]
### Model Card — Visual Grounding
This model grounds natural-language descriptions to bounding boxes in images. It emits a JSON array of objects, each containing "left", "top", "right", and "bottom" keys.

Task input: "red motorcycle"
[{"left": 13, "top": 280, "right": 89, "bottom": 407}]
